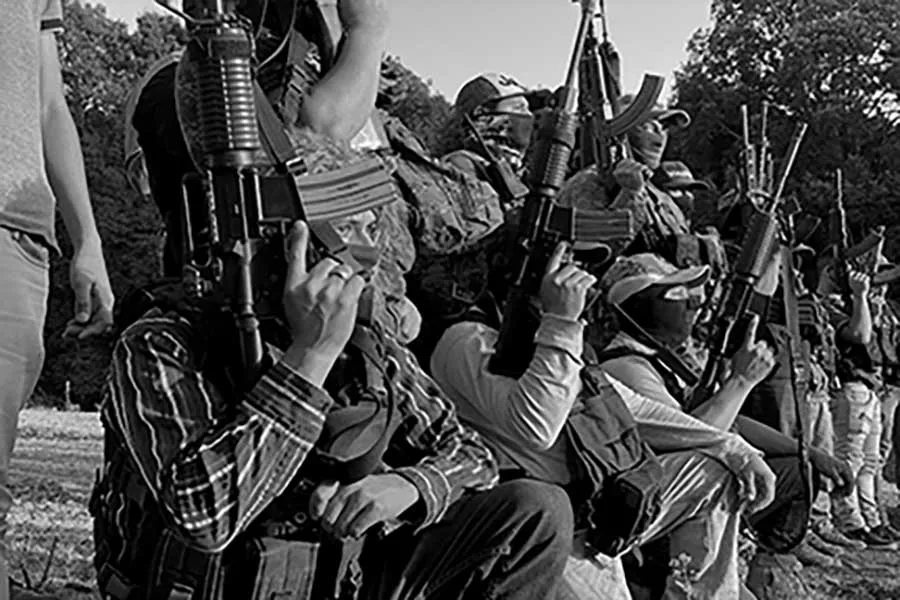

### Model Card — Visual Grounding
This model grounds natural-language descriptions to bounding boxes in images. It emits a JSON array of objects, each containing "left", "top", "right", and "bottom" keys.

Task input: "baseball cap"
[
  {"left": 652, "top": 161, "right": 713, "bottom": 192},
  {"left": 619, "top": 94, "right": 691, "bottom": 130},
  {"left": 454, "top": 73, "right": 530, "bottom": 118},
  {"left": 602, "top": 253, "right": 711, "bottom": 306}
]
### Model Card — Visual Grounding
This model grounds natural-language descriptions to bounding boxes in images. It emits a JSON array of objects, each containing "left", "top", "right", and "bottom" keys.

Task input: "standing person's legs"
[
  {"left": 831, "top": 382, "right": 880, "bottom": 531},
  {"left": 860, "top": 399, "right": 884, "bottom": 529},
  {"left": 0, "top": 229, "right": 50, "bottom": 599}
]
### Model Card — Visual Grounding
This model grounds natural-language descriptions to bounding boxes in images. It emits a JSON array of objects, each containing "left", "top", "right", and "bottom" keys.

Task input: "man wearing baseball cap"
[
  {"left": 595, "top": 253, "right": 859, "bottom": 582},
  {"left": 431, "top": 243, "right": 790, "bottom": 598},
  {"left": 441, "top": 73, "right": 534, "bottom": 200}
]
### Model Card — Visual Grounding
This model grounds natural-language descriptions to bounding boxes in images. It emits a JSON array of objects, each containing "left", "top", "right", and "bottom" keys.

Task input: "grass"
[{"left": 6, "top": 408, "right": 900, "bottom": 599}]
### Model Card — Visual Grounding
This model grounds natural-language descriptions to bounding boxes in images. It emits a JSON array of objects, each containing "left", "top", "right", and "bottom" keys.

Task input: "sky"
[{"left": 102, "top": 0, "right": 712, "bottom": 102}]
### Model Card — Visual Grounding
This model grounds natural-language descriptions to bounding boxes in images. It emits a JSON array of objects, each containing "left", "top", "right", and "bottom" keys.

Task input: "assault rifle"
[
  {"left": 828, "top": 170, "right": 887, "bottom": 297},
  {"left": 577, "top": 0, "right": 665, "bottom": 172},
  {"left": 158, "top": 0, "right": 396, "bottom": 389},
  {"left": 687, "top": 120, "right": 808, "bottom": 408},
  {"left": 488, "top": 0, "right": 634, "bottom": 378}
]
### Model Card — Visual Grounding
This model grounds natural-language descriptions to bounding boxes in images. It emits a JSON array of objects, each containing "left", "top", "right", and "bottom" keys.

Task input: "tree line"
[{"left": 39, "top": 0, "right": 900, "bottom": 408}]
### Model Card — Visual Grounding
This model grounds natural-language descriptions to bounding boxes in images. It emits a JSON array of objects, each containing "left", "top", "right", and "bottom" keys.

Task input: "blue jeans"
[
  {"left": 359, "top": 480, "right": 573, "bottom": 599},
  {"left": 0, "top": 228, "right": 50, "bottom": 597}
]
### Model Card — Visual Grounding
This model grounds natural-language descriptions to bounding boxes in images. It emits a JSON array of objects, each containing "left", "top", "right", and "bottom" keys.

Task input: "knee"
[{"left": 492, "top": 480, "right": 574, "bottom": 553}]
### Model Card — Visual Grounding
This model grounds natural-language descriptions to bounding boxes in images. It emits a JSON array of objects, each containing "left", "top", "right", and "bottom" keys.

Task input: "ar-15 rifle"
[
  {"left": 488, "top": 0, "right": 634, "bottom": 379},
  {"left": 158, "top": 0, "right": 396, "bottom": 390},
  {"left": 577, "top": 0, "right": 665, "bottom": 172},
  {"left": 687, "top": 120, "right": 808, "bottom": 409}
]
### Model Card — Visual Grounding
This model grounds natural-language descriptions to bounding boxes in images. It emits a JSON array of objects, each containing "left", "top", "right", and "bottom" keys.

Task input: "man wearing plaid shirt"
[{"left": 92, "top": 214, "right": 572, "bottom": 598}]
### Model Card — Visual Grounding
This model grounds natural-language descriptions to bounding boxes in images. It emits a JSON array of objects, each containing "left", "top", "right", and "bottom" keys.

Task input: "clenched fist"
[
  {"left": 338, "top": 0, "right": 390, "bottom": 34},
  {"left": 848, "top": 270, "right": 870, "bottom": 298}
]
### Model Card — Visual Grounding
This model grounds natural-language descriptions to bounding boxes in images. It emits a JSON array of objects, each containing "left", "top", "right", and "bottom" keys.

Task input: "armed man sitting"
[
  {"left": 594, "top": 252, "right": 857, "bottom": 565},
  {"left": 558, "top": 96, "right": 725, "bottom": 273},
  {"left": 91, "top": 0, "right": 575, "bottom": 598},
  {"left": 430, "top": 240, "right": 784, "bottom": 599}
]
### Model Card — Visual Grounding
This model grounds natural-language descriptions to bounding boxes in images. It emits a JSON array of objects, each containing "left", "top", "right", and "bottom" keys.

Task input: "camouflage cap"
[
  {"left": 651, "top": 161, "right": 713, "bottom": 192},
  {"left": 454, "top": 73, "right": 530, "bottom": 118},
  {"left": 601, "top": 253, "right": 710, "bottom": 306}
]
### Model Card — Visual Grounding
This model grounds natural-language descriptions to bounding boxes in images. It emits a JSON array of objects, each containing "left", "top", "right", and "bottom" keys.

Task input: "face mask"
[
  {"left": 346, "top": 243, "right": 381, "bottom": 279},
  {"left": 623, "top": 286, "right": 699, "bottom": 347},
  {"left": 627, "top": 121, "right": 669, "bottom": 170}
]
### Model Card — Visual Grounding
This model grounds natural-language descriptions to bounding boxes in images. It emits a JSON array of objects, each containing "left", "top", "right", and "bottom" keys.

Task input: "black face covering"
[{"left": 621, "top": 286, "right": 700, "bottom": 348}]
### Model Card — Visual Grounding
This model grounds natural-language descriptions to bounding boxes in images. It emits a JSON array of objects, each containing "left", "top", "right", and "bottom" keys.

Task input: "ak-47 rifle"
[
  {"left": 488, "top": 0, "right": 634, "bottom": 378},
  {"left": 577, "top": 0, "right": 665, "bottom": 172},
  {"left": 687, "top": 121, "right": 808, "bottom": 409},
  {"left": 158, "top": 0, "right": 396, "bottom": 390}
]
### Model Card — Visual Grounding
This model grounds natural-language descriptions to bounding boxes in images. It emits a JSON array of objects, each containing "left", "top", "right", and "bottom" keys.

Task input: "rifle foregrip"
[{"left": 526, "top": 111, "right": 578, "bottom": 195}]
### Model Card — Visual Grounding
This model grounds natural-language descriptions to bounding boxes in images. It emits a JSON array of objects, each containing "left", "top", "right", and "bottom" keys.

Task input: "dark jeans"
[
  {"left": 747, "top": 456, "right": 817, "bottom": 552},
  {"left": 359, "top": 480, "right": 573, "bottom": 600}
]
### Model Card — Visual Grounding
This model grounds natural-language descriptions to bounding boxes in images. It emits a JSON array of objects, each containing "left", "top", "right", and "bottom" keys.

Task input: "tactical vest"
[
  {"left": 91, "top": 292, "right": 399, "bottom": 600},
  {"left": 564, "top": 365, "right": 664, "bottom": 558}
]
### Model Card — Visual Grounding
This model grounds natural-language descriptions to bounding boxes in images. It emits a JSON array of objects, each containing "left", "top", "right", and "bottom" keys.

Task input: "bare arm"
[
  {"left": 841, "top": 276, "right": 872, "bottom": 345},
  {"left": 40, "top": 31, "right": 114, "bottom": 337},
  {"left": 301, "top": 0, "right": 389, "bottom": 142}
]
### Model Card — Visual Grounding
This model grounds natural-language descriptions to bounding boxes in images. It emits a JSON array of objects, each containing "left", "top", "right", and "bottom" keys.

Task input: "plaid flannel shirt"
[{"left": 101, "top": 311, "right": 498, "bottom": 551}]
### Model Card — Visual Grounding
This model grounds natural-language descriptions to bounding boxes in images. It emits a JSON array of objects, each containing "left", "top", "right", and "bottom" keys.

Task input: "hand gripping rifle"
[
  {"left": 828, "top": 169, "right": 887, "bottom": 298},
  {"left": 488, "top": 0, "right": 634, "bottom": 379},
  {"left": 577, "top": 0, "right": 665, "bottom": 172},
  {"left": 686, "top": 121, "right": 808, "bottom": 409},
  {"left": 158, "top": 0, "right": 396, "bottom": 390}
]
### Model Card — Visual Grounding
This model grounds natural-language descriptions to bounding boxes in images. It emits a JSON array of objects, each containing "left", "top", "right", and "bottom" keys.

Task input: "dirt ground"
[{"left": 7, "top": 408, "right": 900, "bottom": 599}]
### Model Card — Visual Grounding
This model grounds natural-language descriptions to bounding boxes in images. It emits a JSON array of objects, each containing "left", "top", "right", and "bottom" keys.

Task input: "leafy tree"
[
  {"left": 39, "top": 2, "right": 184, "bottom": 409},
  {"left": 379, "top": 55, "right": 452, "bottom": 151},
  {"left": 671, "top": 0, "right": 900, "bottom": 254}
]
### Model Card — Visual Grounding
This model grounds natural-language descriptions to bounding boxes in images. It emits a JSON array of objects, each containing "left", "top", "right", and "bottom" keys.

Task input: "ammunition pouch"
[{"left": 565, "top": 366, "right": 664, "bottom": 558}]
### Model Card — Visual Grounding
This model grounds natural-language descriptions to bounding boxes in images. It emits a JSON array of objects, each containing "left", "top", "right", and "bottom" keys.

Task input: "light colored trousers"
[
  {"left": 0, "top": 228, "right": 49, "bottom": 600},
  {"left": 831, "top": 381, "right": 882, "bottom": 530},
  {"left": 804, "top": 389, "right": 836, "bottom": 529},
  {"left": 562, "top": 452, "right": 742, "bottom": 600}
]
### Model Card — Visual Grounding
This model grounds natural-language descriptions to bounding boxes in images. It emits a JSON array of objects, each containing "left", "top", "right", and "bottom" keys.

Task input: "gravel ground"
[{"left": 6, "top": 409, "right": 900, "bottom": 599}]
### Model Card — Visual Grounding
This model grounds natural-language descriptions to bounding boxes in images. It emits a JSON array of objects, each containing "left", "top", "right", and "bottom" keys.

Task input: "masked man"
[
  {"left": 558, "top": 98, "right": 724, "bottom": 274},
  {"left": 596, "top": 253, "right": 859, "bottom": 583},
  {"left": 92, "top": 128, "right": 573, "bottom": 599},
  {"left": 430, "top": 243, "right": 780, "bottom": 599},
  {"left": 127, "top": 0, "right": 425, "bottom": 344},
  {"left": 437, "top": 73, "right": 533, "bottom": 209}
]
